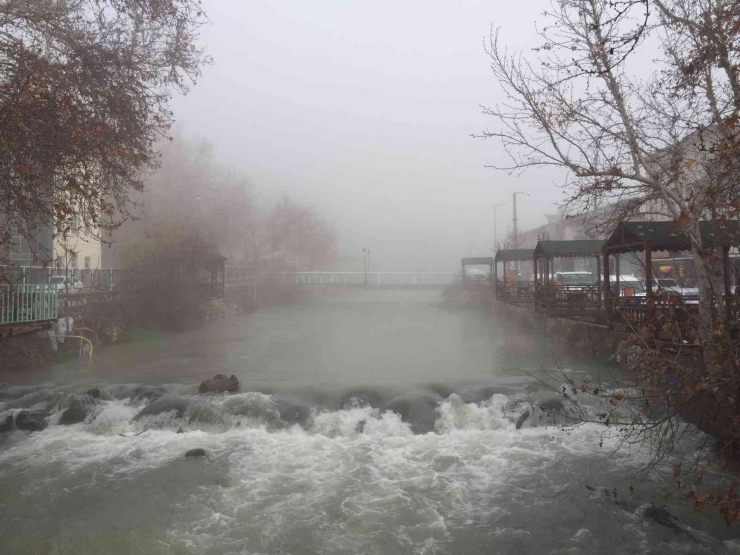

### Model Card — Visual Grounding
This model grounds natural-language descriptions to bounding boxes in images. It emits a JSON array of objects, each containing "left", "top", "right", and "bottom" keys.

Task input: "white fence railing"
[
  {"left": 0, "top": 284, "right": 58, "bottom": 325},
  {"left": 262, "top": 271, "right": 457, "bottom": 286},
  {"left": 225, "top": 266, "right": 255, "bottom": 284},
  {"left": 8, "top": 266, "right": 121, "bottom": 292}
]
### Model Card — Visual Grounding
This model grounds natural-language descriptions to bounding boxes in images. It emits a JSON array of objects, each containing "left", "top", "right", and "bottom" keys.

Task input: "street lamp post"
[
  {"left": 362, "top": 247, "right": 370, "bottom": 287},
  {"left": 512, "top": 191, "right": 529, "bottom": 276},
  {"left": 493, "top": 202, "right": 506, "bottom": 252}
]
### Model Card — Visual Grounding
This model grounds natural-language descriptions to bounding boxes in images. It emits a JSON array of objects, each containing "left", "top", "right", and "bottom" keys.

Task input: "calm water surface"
[{"left": 0, "top": 289, "right": 737, "bottom": 554}]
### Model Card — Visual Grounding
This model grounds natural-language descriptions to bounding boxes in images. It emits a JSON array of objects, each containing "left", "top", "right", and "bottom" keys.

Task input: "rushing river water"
[{"left": 1, "top": 289, "right": 739, "bottom": 554}]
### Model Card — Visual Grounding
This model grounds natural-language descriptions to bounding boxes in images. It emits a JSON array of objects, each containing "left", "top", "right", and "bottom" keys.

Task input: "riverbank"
[
  {"left": 441, "top": 287, "right": 619, "bottom": 357},
  {"left": 0, "top": 283, "right": 310, "bottom": 372},
  {"left": 491, "top": 300, "right": 621, "bottom": 357}
]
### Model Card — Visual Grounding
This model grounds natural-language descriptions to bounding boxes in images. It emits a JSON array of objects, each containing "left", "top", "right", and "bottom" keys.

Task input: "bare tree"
[
  {"left": 480, "top": 0, "right": 740, "bottom": 522},
  {"left": 495, "top": 226, "right": 526, "bottom": 251},
  {"left": 0, "top": 0, "right": 210, "bottom": 268},
  {"left": 265, "top": 197, "right": 337, "bottom": 271},
  {"left": 479, "top": 0, "right": 740, "bottom": 339}
]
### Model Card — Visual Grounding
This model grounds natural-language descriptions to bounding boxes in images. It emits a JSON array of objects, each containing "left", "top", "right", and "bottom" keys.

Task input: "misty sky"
[{"left": 171, "top": 0, "right": 563, "bottom": 271}]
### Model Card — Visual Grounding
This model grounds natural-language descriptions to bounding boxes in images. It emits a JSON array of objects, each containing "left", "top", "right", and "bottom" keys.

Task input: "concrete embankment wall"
[
  {"left": 491, "top": 300, "right": 621, "bottom": 357},
  {"left": 0, "top": 283, "right": 306, "bottom": 370}
]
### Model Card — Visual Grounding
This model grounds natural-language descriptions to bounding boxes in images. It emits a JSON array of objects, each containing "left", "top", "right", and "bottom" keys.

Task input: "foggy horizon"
[{"left": 169, "top": 0, "right": 564, "bottom": 271}]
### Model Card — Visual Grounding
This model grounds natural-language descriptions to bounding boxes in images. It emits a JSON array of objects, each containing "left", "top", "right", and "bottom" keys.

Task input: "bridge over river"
[{"left": 256, "top": 270, "right": 458, "bottom": 287}]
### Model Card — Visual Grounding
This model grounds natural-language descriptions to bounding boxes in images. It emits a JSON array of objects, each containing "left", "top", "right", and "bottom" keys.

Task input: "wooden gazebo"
[
  {"left": 603, "top": 221, "right": 740, "bottom": 331},
  {"left": 534, "top": 240, "right": 606, "bottom": 319},
  {"left": 461, "top": 257, "right": 494, "bottom": 293},
  {"left": 493, "top": 249, "right": 535, "bottom": 305}
]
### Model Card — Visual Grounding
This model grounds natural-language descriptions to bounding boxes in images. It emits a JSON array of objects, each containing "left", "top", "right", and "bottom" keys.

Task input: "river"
[{"left": 0, "top": 289, "right": 738, "bottom": 554}]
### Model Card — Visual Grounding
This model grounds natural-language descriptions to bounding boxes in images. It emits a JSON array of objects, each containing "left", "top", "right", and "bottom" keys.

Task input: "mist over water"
[{"left": 1, "top": 291, "right": 738, "bottom": 554}]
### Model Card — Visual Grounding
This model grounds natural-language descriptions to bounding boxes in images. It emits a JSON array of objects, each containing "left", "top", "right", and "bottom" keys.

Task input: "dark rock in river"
[
  {"left": 86, "top": 388, "right": 102, "bottom": 399},
  {"left": 383, "top": 394, "right": 440, "bottom": 434},
  {"left": 133, "top": 395, "right": 191, "bottom": 421},
  {"left": 275, "top": 398, "right": 312, "bottom": 427},
  {"left": 131, "top": 386, "right": 169, "bottom": 403},
  {"left": 538, "top": 398, "right": 565, "bottom": 413},
  {"left": 14, "top": 410, "right": 48, "bottom": 432},
  {"left": 60, "top": 404, "right": 88, "bottom": 425},
  {"left": 643, "top": 505, "right": 697, "bottom": 540},
  {"left": 0, "top": 414, "right": 13, "bottom": 433},
  {"left": 185, "top": 448, "right": 206, "bottom": 458},
  {"left": 60, "top": 394, "right": 98, "bottom": 425},
  {"left": 199, "top": 374, "right": 239, "bottom": 394},
  {"left": 340, "top": 387, "right": 385, "bottom": 409},
  {"left": 515, "top": 410, "right": 530, "bottom": 430}
]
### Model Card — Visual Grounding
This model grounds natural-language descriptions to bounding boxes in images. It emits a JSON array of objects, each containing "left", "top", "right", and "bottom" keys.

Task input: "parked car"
[
  {"left": 653, "top": 278, "right": 698, "bottom": 297},
  {"left": 609, "top": 274, "right": 645, "bottom": 296},
  {"left": 627, "top": 278, "right": 698, "bottom": 299},
  {"left": 555, "top": 271, "right": 594, "bottom": 286},
  {"left": 466, "top": 268, "right": 489, "bottom": 281},
  {"left": 49, "top": 275, "right": 84, "bottom": 293}
]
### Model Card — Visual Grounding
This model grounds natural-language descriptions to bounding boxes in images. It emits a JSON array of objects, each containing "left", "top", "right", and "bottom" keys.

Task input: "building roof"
[
  {"left": 534, "top": 240, "right": 606, "bottom": 258},
  {"left": 461, "top": 257, "right": 494, "bottom": 266},
  {"left": 604, "top": 221, "right": 740, "bottom": 254},
  {"left": 493, "top": 249, "right": 534, "bottom": 263}
]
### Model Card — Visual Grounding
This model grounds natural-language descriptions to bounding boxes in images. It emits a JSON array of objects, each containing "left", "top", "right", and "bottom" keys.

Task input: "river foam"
[{"left": 0, "top": 385, "right": 735, "bottom": 554}]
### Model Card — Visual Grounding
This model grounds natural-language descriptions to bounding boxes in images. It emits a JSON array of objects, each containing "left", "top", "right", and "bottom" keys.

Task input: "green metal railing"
[{"left": 0, "top": 284, "right": 58, "bottom": 326}]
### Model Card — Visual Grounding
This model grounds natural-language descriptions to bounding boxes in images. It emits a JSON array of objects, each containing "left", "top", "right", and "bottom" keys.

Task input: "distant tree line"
[{"left": 112, "top": 135, "right": 337, "bottom": 273}]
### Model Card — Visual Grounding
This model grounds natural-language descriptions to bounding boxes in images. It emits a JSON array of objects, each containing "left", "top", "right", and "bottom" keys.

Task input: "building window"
[
  {"left": 9, "top": 226, "right": 33, "bottom": 263},
  {"left": 70, "top": 253, "right": 78, "bottom": 268},
  {"left": 84, "top": 256, "right": 91, "bottom": 269}
]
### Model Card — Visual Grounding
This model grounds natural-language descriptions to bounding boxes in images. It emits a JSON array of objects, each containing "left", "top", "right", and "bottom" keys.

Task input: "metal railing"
[
  {"left": 496, "top": 281, "right": 534, "bottom": 303},
  {"left": 8, "top": 266, "right": 124, "bottom": 293},
  {"left": 536, "top": 284, "right": 603, "bottom": 312},
  {"left": 262, "top": 271, "right": 457, "bottom": 286},
  {"left": 609, "top": 294, "right": 701, "bottom": 330},
  {"left": 0, "top": 284, "right": 58, "bottom": 325}
]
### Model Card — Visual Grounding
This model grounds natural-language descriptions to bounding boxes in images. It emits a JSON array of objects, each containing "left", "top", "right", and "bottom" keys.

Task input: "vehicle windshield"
[
  {"left": 557, "top": 273, "right": 593, "bottom": 285},
  {"left": 620, "top": 280, "right": 644, "bottom": 291},
  {"left": 656, "top": 279, "right": 679, "bottom": 288},
  {"left": 49, "top": 276, "right": 66, "bottom": 284}
]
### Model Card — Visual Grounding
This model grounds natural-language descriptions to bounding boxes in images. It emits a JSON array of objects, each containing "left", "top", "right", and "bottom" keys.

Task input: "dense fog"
[{"left": 163, "top": 0, "right": 563, "bottom": 271}]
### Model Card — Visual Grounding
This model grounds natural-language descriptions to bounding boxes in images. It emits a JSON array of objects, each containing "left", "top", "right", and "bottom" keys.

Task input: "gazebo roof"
[
  {"left": 493, "top": 249, "right": 534, "bottom": 263},
  {"left": 604, "top": 221, "right": 740, "bottom": 254},
  {"left": 534, "top": 240, "right": 605, "bottom": 258}
]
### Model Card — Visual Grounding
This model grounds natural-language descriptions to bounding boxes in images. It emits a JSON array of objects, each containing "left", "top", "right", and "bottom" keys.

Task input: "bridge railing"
[
  {"left": 224, "top": 265, "right": 255, "bottom": 284},
  {"left": 261, "top": 271, "right": 457, "bottom": 286},
  {"left": 0, "top": 284, "right": 58, "bottom": 326}
]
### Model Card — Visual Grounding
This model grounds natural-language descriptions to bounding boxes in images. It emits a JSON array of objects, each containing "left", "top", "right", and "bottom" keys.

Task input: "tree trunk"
[{"left": 687, "top": 220, "right": 722, "bottom": 371}]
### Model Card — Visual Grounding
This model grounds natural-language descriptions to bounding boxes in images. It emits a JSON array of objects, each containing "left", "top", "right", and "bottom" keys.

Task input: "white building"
[{"left": 54, "top": 221, "right": 102, "bottom": 270}]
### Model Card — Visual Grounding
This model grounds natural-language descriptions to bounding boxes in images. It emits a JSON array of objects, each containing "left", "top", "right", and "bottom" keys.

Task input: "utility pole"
[
  {"left": 512, "top": 193, "right": 518, "bottom": 247},
  {"left": 511, "top": 191, "right": 529, "bottom": 248},
  {"left": 493, "top": 202, "right": 506, "bottom": 251}
]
